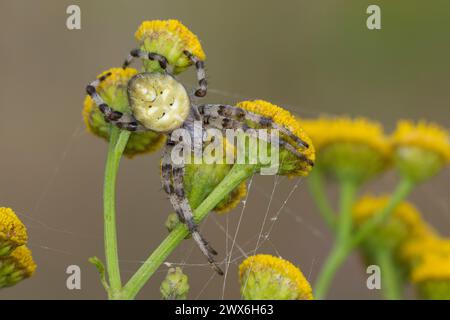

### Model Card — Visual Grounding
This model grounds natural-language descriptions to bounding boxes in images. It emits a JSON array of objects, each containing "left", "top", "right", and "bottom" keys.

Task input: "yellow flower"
[
  {"left": 301, "top": 117, "right": 390, "bottom": 156},
  {"left": 0, "top": 245, "right": 36, "bottom": 288},
  {"left": 239, "top": 254, "right": 313, "bottom": 300},
  {"left": 300, "top": 117, "right": 391, "bottom": 183},
  {"left": 83, "top": 68, "right": 166, "bottom": 157},
  {"left": 0, "top": 207, "right": 28, "bottom": 256},
  {"left": 237, "top": 100, "right": 315, "bottom": 177},
  {"left": 401, "top": 235, "right": 450, "bottom": 263},
  {"left": 135, "top": 19, "right": 205, "bottom": 73},
  {"left": 353, "top": 195, "right": 431, "bottom": 240},
  {"left": 411, "top": 253, "right": 450, "bottom": 283},
  {"left": 392, "top": 120, "right": 450, "bottom": 162},
  {"left": 391, "top": 120, "right": 450, "bottom": 182},
  {"left": 408, "top": 242, "right": 450, "bottom": 300}
]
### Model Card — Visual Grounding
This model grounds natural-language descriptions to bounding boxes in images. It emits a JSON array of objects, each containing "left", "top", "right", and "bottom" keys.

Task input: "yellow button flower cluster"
[
  {"left": 300, "top": 116, "right": 390, "bottom": 183},
  {"left": 239, "top": 254, "right": 313, "bottom": 300},
  {"left": 0, "top": 207, "right": 36, "bottom": 288}
]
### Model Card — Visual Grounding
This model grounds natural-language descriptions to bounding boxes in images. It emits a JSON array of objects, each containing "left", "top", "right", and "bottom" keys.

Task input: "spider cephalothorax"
[{"left": 86, "top": 44, "right": 312, "bottom": 276}]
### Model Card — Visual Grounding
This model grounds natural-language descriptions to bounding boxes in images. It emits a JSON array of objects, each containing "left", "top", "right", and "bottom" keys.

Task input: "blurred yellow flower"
[
  {"left": 391, "top": 120, "right": 450, "bottom": 182},
  {"left": 237, "top": 100, "right": 315, "bottom": 177},
  {"left": 392, "top": 120, "right": 450, "bottom": 162},
  {"left": 300, "top": 117, "right": 391, "bottom": 183},
  {"left": 411, "top": 252, "right": 450, "bottom": 283},
  {"left": 401, "top": 235, "right": 450, "bottom": 263},
  {"left": 406, "top": 237, "right": 450, "bottom": 300},
  {"left": 135, "top": 19, "right": 205, "bottom": 73},
  {"left": 239, "top": 254, "right": 313, "bottom": 300},
  {"left": 353, "top": 195, "right": 432, "bottom": 241},
  {"left": 0, "top": 245, "right": 36, "bottom": 288},
  {"left": 301, "top": 117, "right": 391, "bottom": 156},
  {"left": 82, "top": 68, "right": 166, "bottom": 157},
  {"left": 0, "top": 207, "right": 28, "bottom": 256}
]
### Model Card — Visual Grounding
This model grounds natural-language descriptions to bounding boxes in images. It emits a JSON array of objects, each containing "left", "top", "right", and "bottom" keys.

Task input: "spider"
[{"left": 86, "top": 48, "right": 312, "bottom": 275}]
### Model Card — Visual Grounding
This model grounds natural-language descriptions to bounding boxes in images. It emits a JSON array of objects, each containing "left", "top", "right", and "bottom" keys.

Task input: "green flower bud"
[
  {"left": 160, "top": 267, "right": 189, "bottom": 300},
  {"left": 391, "top": 120, "right": 449, "bottom": 183},
  {"left": 301, "top": 117, "right": 391, "bottom": 184}
]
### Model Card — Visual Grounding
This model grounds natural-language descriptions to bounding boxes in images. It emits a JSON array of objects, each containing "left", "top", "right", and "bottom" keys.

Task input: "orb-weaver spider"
[{"left": 86, "top": 48, "right": 311, "bottom": 275}]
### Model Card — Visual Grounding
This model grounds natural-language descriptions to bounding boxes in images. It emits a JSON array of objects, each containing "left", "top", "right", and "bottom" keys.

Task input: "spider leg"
[
  {"left": 161, "top": 141, "right": 224, "bottom": 275},
  {"left": 122, "top": 49, "right": 168, "bottom": 70},
  {"left": 203, "top": 115, "right": 314, "bottom": 166},
  {"left": 183, "top": 50, "right": 207, "bottom": 97},
  {"left": 86, "top": 74, "right": 146, "bottom": 131},
  {"left": 199, "top": 104, "right": 310, "bottom": 149}
]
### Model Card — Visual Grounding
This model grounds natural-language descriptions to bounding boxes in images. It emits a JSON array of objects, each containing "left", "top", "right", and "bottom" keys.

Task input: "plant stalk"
[
  {"left": 121, "top": 164, "right": 255, "bottom": 299},
  {"left": 103, "top": 126, "right": 130, "bottom": 298}
]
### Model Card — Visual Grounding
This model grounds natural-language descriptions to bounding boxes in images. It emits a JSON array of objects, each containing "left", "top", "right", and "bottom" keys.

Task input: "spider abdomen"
[{"left": 128, "top": 73, "right": 190, "bottom": 132}]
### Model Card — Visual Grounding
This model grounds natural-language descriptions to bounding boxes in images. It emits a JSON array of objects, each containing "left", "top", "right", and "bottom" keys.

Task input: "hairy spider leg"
[
  {"left": 183, "top": 50, "right": 207, "bottom": 98},
  {"left": 199, "top": 104, "right": 311, "bottom": 150},
  {"left": 122, "top": 49, "right": 169, "bottom": 70},
  {"left": 203, "top": 115, "right": 314, "bottom": 167},
  {"left": 85, "top": 73, "right": 146, "bottom": 131},
  {"left": 161, "top": 140, "right": 224, "bottom": 275}
]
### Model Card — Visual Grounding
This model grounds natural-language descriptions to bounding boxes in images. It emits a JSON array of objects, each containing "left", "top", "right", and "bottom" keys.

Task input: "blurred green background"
[{"left": 0, "top": 0, "right": 448, "bottom": 299}]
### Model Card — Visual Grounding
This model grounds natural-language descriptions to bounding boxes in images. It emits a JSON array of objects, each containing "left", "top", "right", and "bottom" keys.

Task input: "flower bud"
[
  {"left": 83, "top": 68, "right": 166, "bottom": 157},
  {"left": 160, "top": 267, "right": 189, "bottom": 300},
  {"left": 0, "top": 207, "right": 28, "bottom": 257},
  {"left": 0, "top": 246, "right": 36, "bottom": 288},
  {"left": 236, "top": 100, "right": 315, "bottom": 177},
  {"left": 391, "top": 120, "right": 449, "bottom": 183},
  {"left": 135, "top": 20, "right": 205, "bottom": 74},
  {"left": 301, "top": 117, "right": 391, "bottom": 184},
  {"left": 239, "top": 254, "right": 313, "bottom": 300}
]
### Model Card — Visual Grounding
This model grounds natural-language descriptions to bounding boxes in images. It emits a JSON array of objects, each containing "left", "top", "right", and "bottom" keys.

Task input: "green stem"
[
  {"left": 314, "top": 180, "right": 357, "bottom": 299},
  {"left": 103, "top": 126, "right": 130, "bottom": 298},
  {"left": 121, "top": 164, "right": 255, "bottom": 300},
  {"left": 307, "top": 168, "right": 336, "bottom": 229},
  {"left": 375, "top": 249, "right": 402, "bottom": 300},
  {"left": 350, "top": 178, "right": 414, "bottom": 248},
  {"left": 314, "top": 178, "right": 414, "bottom": 300}
]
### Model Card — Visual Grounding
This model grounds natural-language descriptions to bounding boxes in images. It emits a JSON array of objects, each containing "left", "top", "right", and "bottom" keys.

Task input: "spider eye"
[{"left": 160, "top": 91, "right": 163, "bottom": 94}]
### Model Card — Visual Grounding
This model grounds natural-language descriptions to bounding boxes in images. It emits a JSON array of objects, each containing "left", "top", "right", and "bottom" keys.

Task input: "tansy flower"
[
  {"left": 135, "top": 19, "right": 205, "bottom": 74},
  {"left": 400, "top": 235, "right": 450, "bottom": 263},
  {"left": 353, "top": 196, "right": 432, "bottom": 249},
  {"left": 160, "top": 267, "right": 190, "bottom": 300},
  {"left": 0, "top": 246, "right": 36, "bottom": 288},
  {"left": 352, "top": 196, "right": 434, "bottom": 286},
  {"left": 0, "top": 207, "right": 28, "bottom": 257},
  {"left": 300, "top": 117, "right": 391, "bottom": 183},
  {"left": 239, "top": 254, "right": 313, "bottom": 300},
  {"left": 411, "top": 253, "right": 450, "bottom": 283},
  {"left": 391, "top": 120, "right": 450, "bottom": 183},
  {"left": 237, "top": 100, "right": 315, "bottom": 177},
  {"left": 408, "top": 240, "right": 450, "bottom": 300},
  {"left": 83, "top": 68, "right": 166, "bottom": 157}
]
